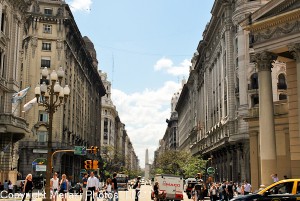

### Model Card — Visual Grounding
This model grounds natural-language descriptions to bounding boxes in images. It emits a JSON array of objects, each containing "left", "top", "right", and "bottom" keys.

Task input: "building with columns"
[
  {"left": 18, "top": 0, "right": 106, "bottom": 180},
  {"left": 241, "top": 0, "right": 300, "bottom": 189},
  {"left": 176, "top": 0, "right": 273, "bottom": 183},
  {"left": 173, "top": 0, "right": 291, "bottom": 185},
  {"left": 0, "top": 0, "right": 31, "bottom": 184}
]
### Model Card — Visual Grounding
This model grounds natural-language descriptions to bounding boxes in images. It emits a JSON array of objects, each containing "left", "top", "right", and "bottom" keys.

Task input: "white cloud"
[
  {"left": 111, "top": 81, "right": 182, "bottom": 168},
  {"left": 66, "top": 0, "right": 92, "bottom": 12},
  {"left": 154, "top": 57, "right": 191, "bottom": 77}
]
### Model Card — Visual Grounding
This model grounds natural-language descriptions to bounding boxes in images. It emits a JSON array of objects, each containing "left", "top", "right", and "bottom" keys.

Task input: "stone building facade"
[
  {"left": 241, "top": 0, "right": 300, "bottom": 189},
  {"left": 174, "top": 0, "right": 286, "bottom": 184},
  {"left": 0, "top": 0, "right": 31, "bottom": 184},
  {"left": 18, "top": 0, "right": 106, "bottom": 180}
]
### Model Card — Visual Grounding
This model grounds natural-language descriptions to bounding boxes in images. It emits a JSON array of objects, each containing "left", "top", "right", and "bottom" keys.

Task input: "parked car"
[
  {"left": 230, "top": 179, "right": 300, "bottom": 201},
  {"left": 68, "top": 183, "right": 82, "bottom": 195}
]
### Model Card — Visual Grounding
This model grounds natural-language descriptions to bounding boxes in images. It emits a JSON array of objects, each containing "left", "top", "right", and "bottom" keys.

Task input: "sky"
[{"left": 66, "top": 0, "right": 215, "bottom": 168}]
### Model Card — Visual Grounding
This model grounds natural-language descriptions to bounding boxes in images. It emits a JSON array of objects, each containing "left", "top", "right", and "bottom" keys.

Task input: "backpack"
[{"left": 133, "top": 181, "right": 138, "bottom": 189}]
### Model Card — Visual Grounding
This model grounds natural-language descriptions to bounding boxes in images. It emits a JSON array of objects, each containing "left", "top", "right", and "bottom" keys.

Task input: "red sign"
[{"left": 163, "top": 181, "right": 181, "bottom": 187}]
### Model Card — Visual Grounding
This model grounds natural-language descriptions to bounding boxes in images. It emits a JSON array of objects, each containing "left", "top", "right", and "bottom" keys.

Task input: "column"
[
  {"left": 251, "top": 51, "right": 277, "bottom": 186},
  {"left": 249, "top": 131, "right": 259, "bottom": 190},
  {"left": 288, "top": 44, "right": 300, "bottom": 179}
]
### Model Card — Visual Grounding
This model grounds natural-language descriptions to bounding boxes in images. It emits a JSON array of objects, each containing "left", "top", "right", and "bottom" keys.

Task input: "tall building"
[
  {"left": 0, "top": 0, "right": 31, "bottom": 184},
  {"left": 18, "top": 0, "right": 106, "bottom": 180}
]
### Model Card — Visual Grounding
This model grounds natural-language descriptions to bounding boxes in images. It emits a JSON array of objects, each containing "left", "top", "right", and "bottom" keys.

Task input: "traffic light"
[
  {"left": 92, "top": 160, "right": 99, "bottom": 169},
  {"left": 84, "top": 160, "right": 92, "bottom": 169},
  {"left": 90, "top": 146, "right": 94, "bottom": 153},
  {"left": 89, "top": 146, "right": 99, "bottom": 154},
  {"left": 93, "top": 146, "right": 99, "bottom": 154}
]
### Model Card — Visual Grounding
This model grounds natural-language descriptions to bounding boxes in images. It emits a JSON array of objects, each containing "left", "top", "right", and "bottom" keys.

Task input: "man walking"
[
  {"left": 81, "top": 173, "right": 88, "bottom": 201},
  {"left": 111, "top": 173, "right": 118, "bottom": 201},
  {"left": 86, "top": 172, "right": 99, "bottom": 201}
]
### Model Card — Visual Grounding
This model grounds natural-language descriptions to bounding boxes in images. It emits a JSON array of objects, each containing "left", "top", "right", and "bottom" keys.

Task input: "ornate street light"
[{"left": 35, "top": 67, "right": 70, "bottom": 201}]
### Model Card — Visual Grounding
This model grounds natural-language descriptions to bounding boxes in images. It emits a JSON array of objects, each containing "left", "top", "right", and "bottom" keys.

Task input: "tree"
[{"left": 154, "top": 150, "right": 206, "bottom": 178}]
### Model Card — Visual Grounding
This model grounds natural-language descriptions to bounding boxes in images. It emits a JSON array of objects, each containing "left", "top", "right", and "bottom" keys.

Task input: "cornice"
[{"left": 245, "top": 7, "right": 300, "bottom": 32}]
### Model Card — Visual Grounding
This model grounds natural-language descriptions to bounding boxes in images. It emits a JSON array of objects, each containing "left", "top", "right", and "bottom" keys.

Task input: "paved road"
[{"left": 0, "top": 184, "right": 195, "bottom": 201}]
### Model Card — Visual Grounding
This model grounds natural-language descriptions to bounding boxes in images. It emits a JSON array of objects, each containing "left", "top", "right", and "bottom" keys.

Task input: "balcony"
[{"left": 0, "top": 113, "right": 29, "bottom": 142}]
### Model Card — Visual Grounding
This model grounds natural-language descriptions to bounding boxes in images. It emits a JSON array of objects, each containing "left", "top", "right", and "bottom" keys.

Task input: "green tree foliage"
[{"left": 154, "top": 150, "right": 206, "bottom": 178}]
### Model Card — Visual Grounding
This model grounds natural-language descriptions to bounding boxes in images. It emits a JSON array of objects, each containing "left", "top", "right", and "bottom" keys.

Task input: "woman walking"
[
  {"left": 59, "top": 174, "right": 69, "bottom": 201},
  {"left": 22, "top": 174, "right": 33, "bottom": 201},
  {"left": 104, "top": 178, "right": 113, "bottom": 201}
]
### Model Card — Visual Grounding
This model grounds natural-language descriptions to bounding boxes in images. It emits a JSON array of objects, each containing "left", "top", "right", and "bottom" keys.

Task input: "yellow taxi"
[{"left": 231, "top": 179, "right": 300, "bottom": 201}]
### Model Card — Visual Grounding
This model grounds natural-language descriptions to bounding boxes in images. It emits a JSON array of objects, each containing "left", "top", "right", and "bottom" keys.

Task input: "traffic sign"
[
  {"left": 207, "top": 167, "right": 215, "bottom": 175},
  {"left": 74, "top": 146, "right": 86, "bottom": 155},
  {"left": 32, "top": 158, "right": 47, "bottom": 166}
]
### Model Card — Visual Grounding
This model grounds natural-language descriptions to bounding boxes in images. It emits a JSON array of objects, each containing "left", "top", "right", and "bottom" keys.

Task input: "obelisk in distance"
[{"left": 145, "top": 148, "right": 150, "bottom": 180}]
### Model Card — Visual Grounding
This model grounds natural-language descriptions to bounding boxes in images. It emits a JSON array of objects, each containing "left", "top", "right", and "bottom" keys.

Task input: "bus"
[{"left": 116, "top": 173, "right": 128, "bottom": 191}]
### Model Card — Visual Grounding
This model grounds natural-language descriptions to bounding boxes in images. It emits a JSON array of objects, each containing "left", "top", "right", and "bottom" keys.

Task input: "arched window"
[
  {"left": 279, "top": 94, "right": 287, "bottom": 100},
  {"left": 250, "top": 73, "right": 258, "bottom": 89},
  {"left": 278, "top": 74, "right": 287, "bottom": 89}
]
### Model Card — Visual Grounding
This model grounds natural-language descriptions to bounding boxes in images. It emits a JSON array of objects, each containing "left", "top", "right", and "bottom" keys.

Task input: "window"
[
  {"left": 250, "top": 73, "right": 258, "bottom": 89},
  {"left": 278, "top": 74, "right": 287, "bottom": 90},
  {"left": 41, "top": 56, "right": 51, "bottom": 68},
  {"left": 279, "top": 94, "right": 287, "bottom": 100},
  {"left": 39, "top": 111, "right": 48, "bottom": 122},
  {"left": 1, "top": 13, "right": 5, "bottom": 32},
  {"left": 37, "top": 131, "right": 48, "bottom": 142},
  {"left": 104, "top": 118, "right": 108, "bottom": 140},
  {"left": 252, "top": 94, "right": 259, "bottom": 106},
  {"left": 42, "top": 42, "right": 51, "bottom": 51},
  {"left": 43, "top": 24, "right": 52, "bottom": 34},
  {"left": 44, "top": 8, "right": 53, "bottom": 15},
  {"left": 267, "top": 182, "right": 294, "bottom": 195}
]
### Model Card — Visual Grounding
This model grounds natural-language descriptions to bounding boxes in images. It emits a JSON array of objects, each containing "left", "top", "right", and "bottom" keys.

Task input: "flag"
[
  {"left": 22, "top": 97, "right": 37, "bottom": 112},
  {"left": 11, "top": 87, "right": 30, "bottom": 103}
]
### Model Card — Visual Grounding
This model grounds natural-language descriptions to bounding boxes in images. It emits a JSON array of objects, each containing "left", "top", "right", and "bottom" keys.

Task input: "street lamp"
[{"left": 35, "top": 67, "right": 70, "bottom": 201}]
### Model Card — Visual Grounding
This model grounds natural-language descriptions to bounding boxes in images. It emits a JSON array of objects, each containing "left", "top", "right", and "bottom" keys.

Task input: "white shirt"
[
  {"left": 51, "top": 178, "right": 59, "bottom": 189},
  {"left": 106, "top": 184, "right": 112, "bottom": 192},
  {"left": 87, "top": 176, "right": 99, "bottom": 189},
  {"left": 244, "top": 183, "right": 251, "bottom": 192}
]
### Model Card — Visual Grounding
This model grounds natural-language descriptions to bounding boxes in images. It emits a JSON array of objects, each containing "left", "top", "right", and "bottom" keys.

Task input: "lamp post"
[{"left": 35, "top": 67, "right": 70, "bottom": 201}]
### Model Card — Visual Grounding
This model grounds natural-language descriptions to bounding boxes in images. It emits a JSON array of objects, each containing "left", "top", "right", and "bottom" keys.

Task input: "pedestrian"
[
  {"left": 284, "top": 175, "right": 289, "bottom": 179},
  {"left": 243, "top": 180, "right": 252, "bottom": 195},
  {"left": 104, "top": 178, "right": 113, "bottom": 201},
  {"left": 221, "top": 181, "right": 228, "bottom": 201},
  {"left": 209, "top": 183, "right": 218, "bottom": 201},
  {"left": 227, "top": 181, "right": 234, "bottom": 200},
  {"left": 111, "top": 172, "right": 119, "bottom": 201},
  {"left": 8, "top": 180, "right": 13, "bottom": 194},
  {"left": 81, "top": 173, "right": 88, "bottom": 201},
  {"left": 86, "top": 172, "right": 99, "bottom": 201},
  {"left": 153, "top": 181, "right": 159, "bottom": 201},
  {"left": 271, "top": 174, "right": 279, "bottom": 182},
  {"left": 50, "top": 172, "right": 59, "bottom": 201},
  {"left": 59, "top": 174, "right": 69, "bottom": 201},
  {"left": 134, "top": 176, "right": 141, "bottom": 201},
  {"left": 22, "top": 174, "right": 33, "bottom": 201},
  {"left": 3, "top": 180, "right": 8, "bottom": 192}
]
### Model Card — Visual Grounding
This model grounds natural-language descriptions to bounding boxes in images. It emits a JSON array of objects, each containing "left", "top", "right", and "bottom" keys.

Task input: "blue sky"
[{"left": 66, "top": 0, "right": 214, "bottom": 168}]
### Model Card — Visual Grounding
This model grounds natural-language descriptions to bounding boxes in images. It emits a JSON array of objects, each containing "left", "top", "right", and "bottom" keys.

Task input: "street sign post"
[
  {"left": 207, "top": 167, "right": 215, "bottom": 175},
  {"left": 74, "top": 146, "right": 86, "bottom": 155}
]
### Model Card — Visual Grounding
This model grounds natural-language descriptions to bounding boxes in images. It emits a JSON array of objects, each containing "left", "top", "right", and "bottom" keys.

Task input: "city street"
[{"left": 0, "top": 185, "right": 194, "bottom": 201}]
